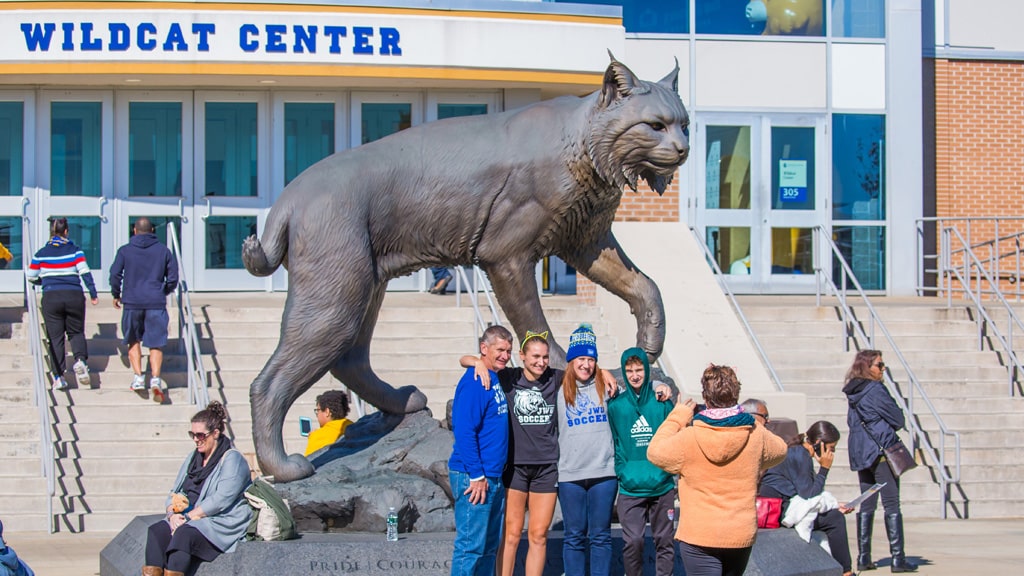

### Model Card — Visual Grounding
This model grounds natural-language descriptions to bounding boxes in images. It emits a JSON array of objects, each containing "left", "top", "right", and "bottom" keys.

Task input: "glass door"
[
  {"left": 193, "top": 92, "right": 269, "bottom": 291},
  {"left": 351, "top": 92, "right": 423, "bottom": 291},
  {"left": 698, "top": 115, "right": 825, "bottom": 293},
  {"left": 37, "top": 91, "right": 115, "bottom": 292},
  {"left": 0, "top": 93, "right": 33, "bottom": 292},
  {"left": 114, "top": 91, "right": 194, "bottom": 285}
]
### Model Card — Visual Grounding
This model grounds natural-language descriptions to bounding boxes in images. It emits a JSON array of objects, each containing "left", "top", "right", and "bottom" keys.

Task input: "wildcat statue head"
[{"left": 589, "top": 55, "right": 690, "bottom": 195}]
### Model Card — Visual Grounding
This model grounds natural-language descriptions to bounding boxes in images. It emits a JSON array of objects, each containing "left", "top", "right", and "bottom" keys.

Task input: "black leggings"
[
  {"left": 814, "top": 508, "right": 852, "bottom": 572},
  {"left": 857, "top": 455, "right": 901, "bottom": 514},
  {"left": 678, "top": 541, "right": 752, "bottom": 576},
  {"left": 41, "top": 290, "right": 87, "bottom": 375},
  {"left": 145, "top": 520, "right": 221, "bottom": 572}
]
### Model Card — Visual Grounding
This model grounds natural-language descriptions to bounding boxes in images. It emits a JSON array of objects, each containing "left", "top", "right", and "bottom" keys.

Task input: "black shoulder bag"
[{"left": 850, "top": 399, "right": 918, "bottom": 478}]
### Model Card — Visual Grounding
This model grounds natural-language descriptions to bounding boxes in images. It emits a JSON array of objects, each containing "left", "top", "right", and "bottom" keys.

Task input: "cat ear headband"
[{"left": 520, "top": 330, "right": 549, "bottom": 352}]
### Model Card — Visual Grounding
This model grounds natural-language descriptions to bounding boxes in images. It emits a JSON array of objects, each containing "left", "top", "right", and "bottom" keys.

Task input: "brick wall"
[
  {"left": 575, "top": 171, "right": 680, "bottom": 304},
  {"left": 931, "top": 59, "right": 1024, "bottom": 295}
]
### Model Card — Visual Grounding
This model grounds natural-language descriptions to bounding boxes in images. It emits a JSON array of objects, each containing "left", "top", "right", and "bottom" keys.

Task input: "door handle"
[
  {"left": 178, "top": 197, "right": 189, "bottom": 223},
  {"left": 98, "top": 197, "right": 108, "bottom": 222},
  {"left": 201, "top": 197, "right": 211, "bottom": 221}
]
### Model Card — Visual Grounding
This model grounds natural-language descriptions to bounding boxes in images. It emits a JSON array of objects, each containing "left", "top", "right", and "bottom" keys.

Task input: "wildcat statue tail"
[{"left": 242, "top": 203, "right": 291, "bottom": 276}]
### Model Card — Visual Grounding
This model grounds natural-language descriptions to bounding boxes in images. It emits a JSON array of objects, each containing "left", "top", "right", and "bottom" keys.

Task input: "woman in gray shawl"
[{"left": 143, "top": 401, "right": 252, "bottom": 576}]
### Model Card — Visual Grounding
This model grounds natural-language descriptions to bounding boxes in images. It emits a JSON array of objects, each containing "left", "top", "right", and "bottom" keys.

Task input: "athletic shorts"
[
  {"left": 121, "top": 308, "right": 170, "bottom": 348},
  {"left": 503, "top": 463, "right": 558, "bottom": 494}
]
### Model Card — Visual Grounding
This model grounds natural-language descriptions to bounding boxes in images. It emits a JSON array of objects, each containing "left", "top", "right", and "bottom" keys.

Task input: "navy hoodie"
[
  {"left": 109, "top": 234, "right": 178, "bottom": 309},
  {"left": 843, "top": 377, "right": 905, "bottom": 471}
]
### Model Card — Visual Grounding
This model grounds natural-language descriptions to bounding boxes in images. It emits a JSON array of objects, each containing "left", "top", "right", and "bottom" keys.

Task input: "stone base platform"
[{"left": 101, "top": 515, "right": 841, "bottom": 576}]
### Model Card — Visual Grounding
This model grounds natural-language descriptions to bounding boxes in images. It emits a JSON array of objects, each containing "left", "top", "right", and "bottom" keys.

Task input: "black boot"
[
  {"left": 857, "top": 512, "right": 877, "bottom": 571},
  {"left": 885, "top": 513, "right": 917, "bottom": 572}
]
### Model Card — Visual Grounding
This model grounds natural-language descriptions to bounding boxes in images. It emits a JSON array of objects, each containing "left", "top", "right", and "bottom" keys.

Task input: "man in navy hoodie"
[
  {"left": 109, "top": 217, "right": 178, "bottom": 402},
  {"left": 448, "top": 325, "right": 511, "bottom": 576}
]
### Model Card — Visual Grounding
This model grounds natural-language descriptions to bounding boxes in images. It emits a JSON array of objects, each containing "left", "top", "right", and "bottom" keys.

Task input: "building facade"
[{"left": 0, "top": 0, "right": 926, "bottom": 296}]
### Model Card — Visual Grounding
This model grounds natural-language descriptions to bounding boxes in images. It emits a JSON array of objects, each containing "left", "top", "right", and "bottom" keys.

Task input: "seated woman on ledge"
[
  {"left": 304, "top": 390, "right": 353, "bottom": 456},
  {"left": 144, "top": 401, "right": 252, "bottom": 576}
]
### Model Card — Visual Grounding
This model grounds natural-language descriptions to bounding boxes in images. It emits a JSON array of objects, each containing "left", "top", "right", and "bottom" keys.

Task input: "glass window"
[
  {"left": 832, "top": 0, "right": 884, "bottom": 38},
  {"left": 437, "top": 103, "right": 487, "bottom": 119},
  {"left": 205, "top": 102, "right": 257, "bottom": 197},
  {"left": 771, "top": 227, "right": 813, "bottom": 274},
  {"left": 771, "top": 126, "right": 815, "bottom": 211},
  {"left": 0, "top": 102, "right": 23, "bottom": 197},
  {"left": 833, "top": 225, "right": 885, "bottom": 289},
  {"left": 53, "top": 216, "right": 102, "bottom": 270},
  {"left": 128, "top": 216, "right": 182, "bottom": 249},
  {"left": 550, "top": 0, "right": 688, "bottom": 33},
  {"left": 706, "top": 226, "right": 752, "bottom": 274},
  {"left": 130, "top": 102, "right": 182, "bottom": 197},
  {"left": 361, "top": 103, "right": 411, "bottom": 144},
  {"left": 206, "top": 216, "right": 257, "bottom": 269},
  {"left": 0, "top": 216, "right": 23, "bottom": 269},
  {"left": 697, "top": 0, "right": 823, "bottom": 36},
  {"left": 706, "top": 125, "right": 751, "bottom": 210},
  {"left": 832, "top": 114, "right": 884, "bottom": 220},
  {"left": 51, "top": 102, "right": 102, "bottom": 197},
  {"left": 285, "top": 103, "right": 334, "bottom": 185}
]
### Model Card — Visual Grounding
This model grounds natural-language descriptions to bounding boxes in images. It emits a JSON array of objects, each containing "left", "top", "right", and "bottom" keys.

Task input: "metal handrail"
[
  {"left": 942, "top": 226, "right": 1024, "bottom": 397},
  {"left": 917, "top": 216, "right": 1024, "bottom": 301},
  {"left": 23, "top": 218, "right": 55, "bottom": 532},
  {"left": 165, "top": 224, "right": 209, "bottom": 407},
  {"left": 452, "top": 266, "right": 518, "bottom": 367},
  {"left": 689, "top": 226, "right": 784, "bottom": 391},
  {"left": 814, "top": 226, "right": 961, "bottom": 518}
]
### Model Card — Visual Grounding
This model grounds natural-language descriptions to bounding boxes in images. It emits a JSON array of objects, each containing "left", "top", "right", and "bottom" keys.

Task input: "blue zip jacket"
[
  {"left": 109, "top": 234, "right": 178, "bottom": 309},
  {"left": 448, "top": 367, "right": 509, "bottom": 479},
  {"left": 844, "top": 378, "right": 906, "bottom": 471},
  {"left": 25, "top": 236, "right": 97, "bottom": 298}
]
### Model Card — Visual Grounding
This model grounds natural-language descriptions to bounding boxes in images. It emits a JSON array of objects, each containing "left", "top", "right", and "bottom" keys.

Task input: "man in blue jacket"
[
  {"left": 448, "top": 325, "right": 511, "bottom": 576},
  {"left": 109, "top": 217, "right": 178, "bottom": 403},
  {"left": 607, "top": 347, "right": 677, "bottom": 576}
]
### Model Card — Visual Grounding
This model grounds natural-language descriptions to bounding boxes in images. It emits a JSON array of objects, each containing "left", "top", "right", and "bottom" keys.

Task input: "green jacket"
[{"left": 607, "top": 347, "right": 675, "bottom": 498}]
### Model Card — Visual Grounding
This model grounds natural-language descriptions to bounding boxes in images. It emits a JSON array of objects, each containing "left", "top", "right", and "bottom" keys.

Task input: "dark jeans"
[
  {"left": 41, "top": 289, "right": 87, "bottom": 375},
  {"left": 857, "top": 456, "right": 901, "bottom": 514},
  {"left": 678, "top": 541, "right": 752, "bottom": 576},
  {"left": 815, "top": 508, "right": 852, "bottom": 572},
  {"left": 145, "top": 520, "right": 221, "bottom": 572},
  {"left": 431, "top": 267, "right": 451, "bottom": 282},
  {"left": 617, "top": 491, "right": 676, "bottom": 576},
  {"left": 558, "top": 476, "right": 617, "bottom": 576}
]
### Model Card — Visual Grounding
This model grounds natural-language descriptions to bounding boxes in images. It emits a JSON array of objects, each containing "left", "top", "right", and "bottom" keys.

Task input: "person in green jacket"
[{"left": 607, "top": 347, "right": 677, "bottom": 576}]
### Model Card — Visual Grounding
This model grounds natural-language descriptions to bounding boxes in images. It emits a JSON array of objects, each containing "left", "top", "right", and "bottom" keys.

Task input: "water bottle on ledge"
[{"left": 386, "top": 507, "right": 398, "bottom": 541}]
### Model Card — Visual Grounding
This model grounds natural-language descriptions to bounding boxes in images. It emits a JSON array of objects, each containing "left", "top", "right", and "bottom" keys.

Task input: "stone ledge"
[{"left": 101, "top": 515, "right": 841, "bottom": 576}]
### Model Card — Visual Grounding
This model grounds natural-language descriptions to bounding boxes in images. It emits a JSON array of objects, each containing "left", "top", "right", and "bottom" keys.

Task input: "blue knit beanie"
[{"left": 565, "top": 324, "right": 598, "bottom": 362}]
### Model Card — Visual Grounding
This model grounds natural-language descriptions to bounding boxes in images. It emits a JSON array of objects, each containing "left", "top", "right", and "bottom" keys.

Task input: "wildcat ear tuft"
[
  {"left": 658, "top": 58, "right": 680, "bottom": 93},
  {"left": 607, "top": 49, "right": 619, "bottom": 63}
]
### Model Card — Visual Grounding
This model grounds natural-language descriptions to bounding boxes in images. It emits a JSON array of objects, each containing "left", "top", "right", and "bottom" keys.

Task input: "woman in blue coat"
[
  {"left": 843, "top": 350, "right": 916, "bottom": 573},
  {"left": 143, "top": 401, "right": 252, "bottom": 576}
]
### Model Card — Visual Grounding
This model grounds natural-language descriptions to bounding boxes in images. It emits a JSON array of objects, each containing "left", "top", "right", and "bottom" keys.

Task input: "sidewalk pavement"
[{"left": 6, "top": 518, "right": 1023, "bottom": 575}]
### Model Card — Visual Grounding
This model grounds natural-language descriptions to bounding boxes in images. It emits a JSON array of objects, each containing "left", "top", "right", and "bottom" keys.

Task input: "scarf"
[
  {"left": 693, "top": 404, "right": 755, "bottom": 427},
  {"left": 182, "top": 434, "right": 231, "bottom": 505}
]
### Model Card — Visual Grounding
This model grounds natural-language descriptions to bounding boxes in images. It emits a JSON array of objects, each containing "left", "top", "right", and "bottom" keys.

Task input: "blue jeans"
[
  {"left": 558, "top": 476, "right": 617, "bottom": 576},
  {"left": 450, "top": 471, "right": 505, "bottom": 576}
]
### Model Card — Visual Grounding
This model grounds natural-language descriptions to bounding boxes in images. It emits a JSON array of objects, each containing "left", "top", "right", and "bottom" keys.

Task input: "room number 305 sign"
[{"left": 779, "top": 160, "right": 807, "bottom": 203}]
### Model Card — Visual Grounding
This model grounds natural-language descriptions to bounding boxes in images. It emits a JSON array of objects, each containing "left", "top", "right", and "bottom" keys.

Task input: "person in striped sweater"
[{"left": 25, "top": 217, "right": 98, "bottom": 391}]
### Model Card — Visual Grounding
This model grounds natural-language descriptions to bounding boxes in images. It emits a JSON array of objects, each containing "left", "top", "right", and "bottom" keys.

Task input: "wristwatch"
[{"left": 182, "top": 512, "right": 191, "bottom": 523}]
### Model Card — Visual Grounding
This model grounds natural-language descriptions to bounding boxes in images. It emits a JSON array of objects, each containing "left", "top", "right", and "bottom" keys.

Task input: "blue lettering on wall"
[{"left": 17, "top": 21, "right": 402, "bottom": 57}]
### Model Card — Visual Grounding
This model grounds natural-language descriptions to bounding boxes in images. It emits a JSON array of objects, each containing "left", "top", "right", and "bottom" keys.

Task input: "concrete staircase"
[
  {"left": 1, "top": 292, "right": 615, "bottom": 533},
  {"left": 739, "top": 296, "right": 1024, "bottom": 519}
]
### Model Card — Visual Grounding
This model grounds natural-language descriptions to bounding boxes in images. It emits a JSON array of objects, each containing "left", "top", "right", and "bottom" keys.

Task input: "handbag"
[
  {"left": 755, "top": 496, "right": 782, "bottom": 529},
  {"left": 850, "top": 398, "right": 918, "bottom": 478}
]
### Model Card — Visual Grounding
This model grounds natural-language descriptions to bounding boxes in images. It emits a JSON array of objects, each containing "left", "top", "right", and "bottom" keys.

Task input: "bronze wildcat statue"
[{"left": 243, "top": 57, "right": 690, "bottom": 482}]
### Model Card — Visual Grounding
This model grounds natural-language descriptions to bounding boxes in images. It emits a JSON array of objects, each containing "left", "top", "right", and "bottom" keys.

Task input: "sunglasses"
[
  {"left": 188, "top": 430, "right": 212, "bottom": 442},
  {"left": 874, "top": 361, "right": 886, "bottom": 370},
  {"left": 754, "top": 412, "right": 769, "bottom": 420}
]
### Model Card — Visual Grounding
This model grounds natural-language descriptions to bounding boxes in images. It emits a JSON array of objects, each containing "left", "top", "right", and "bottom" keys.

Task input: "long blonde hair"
[{"left": 562, "top": 358, "right": 608, "bottom": 407}]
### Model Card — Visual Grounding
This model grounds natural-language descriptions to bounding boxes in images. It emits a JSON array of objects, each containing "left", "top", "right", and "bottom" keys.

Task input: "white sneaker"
[
  {"left": 130, "top": 375, "right": 146, "bottom": 391},
  {"left": 150, "top": 378, "right": 165, "bottom": 404},
  {"left": 72, "top": 359, "right": 91, "bottom": 388},
  {"left": 52, "top": 376, "right": 68, "bottom": 391}
]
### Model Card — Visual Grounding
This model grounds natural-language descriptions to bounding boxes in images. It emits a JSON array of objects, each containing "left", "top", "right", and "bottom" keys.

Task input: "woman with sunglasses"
[
  {"left": 143, "top": 401, "right": 252, "bottom": 576},
  {"left": 843, "top": 350, "right": 917, "bottom": 573}
]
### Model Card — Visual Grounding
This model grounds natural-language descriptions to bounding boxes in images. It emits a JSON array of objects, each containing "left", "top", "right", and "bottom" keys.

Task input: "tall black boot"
[
  {"left": 857, "top": 512, "right": 877, "bottom": 571},
  {"left": 884, "top": 513, "right": 917, "bottom": 572}
]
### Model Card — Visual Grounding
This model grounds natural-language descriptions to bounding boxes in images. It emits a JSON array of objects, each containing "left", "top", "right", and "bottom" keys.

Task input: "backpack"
[{"left": 244, "top": 477, "right": 298, "bottom": 541}]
